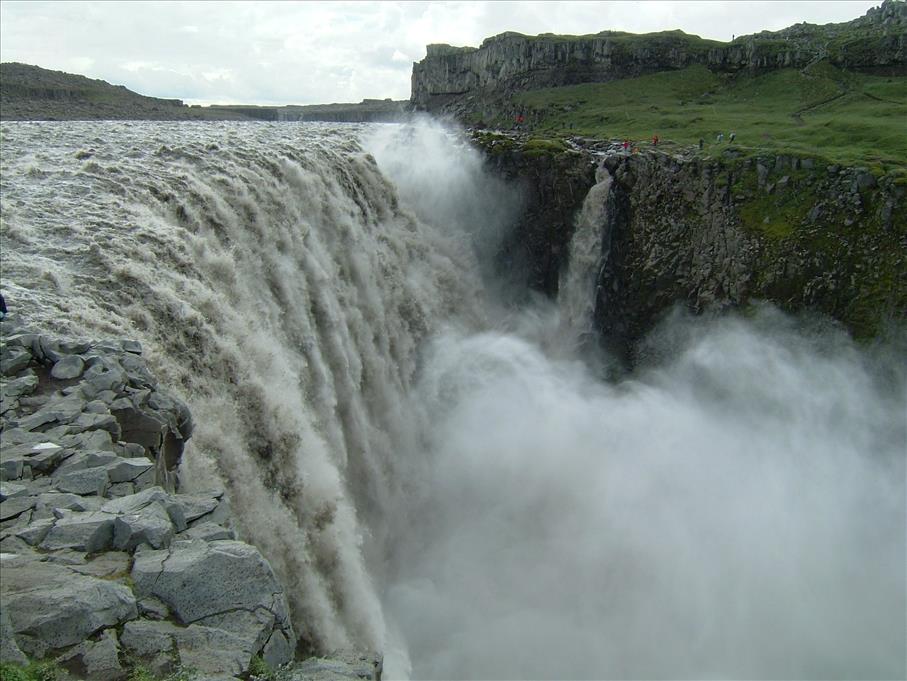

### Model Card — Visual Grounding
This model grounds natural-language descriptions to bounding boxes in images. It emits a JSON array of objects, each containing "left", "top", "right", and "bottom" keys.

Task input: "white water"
[{"left": 1, "top": 120, "right": 904, "bottom": 679}]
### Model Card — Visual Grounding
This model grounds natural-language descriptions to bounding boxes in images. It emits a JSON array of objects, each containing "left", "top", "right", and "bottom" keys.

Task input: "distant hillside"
[
  {"left": 411, "top": 0, "right": 906, "bottom": 116},
  {"left": 0, "top": 62, "right": 249, "bottom": 121},
  {"left": 0, "top": 62, "right": 411, "bottom": 122}
]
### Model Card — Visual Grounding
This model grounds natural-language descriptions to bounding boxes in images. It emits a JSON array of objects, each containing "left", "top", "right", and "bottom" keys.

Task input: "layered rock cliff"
[
  {"left": 412, "top": 0, "right": 907, "bottom": 115},
  {"left": 476, "top": 133, "right": 906, "bottom": 358}
]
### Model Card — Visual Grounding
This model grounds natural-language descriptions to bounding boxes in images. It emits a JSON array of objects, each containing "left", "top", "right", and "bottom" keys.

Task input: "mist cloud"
[{"left": 382, "top": 308, "right": 905, "bottom": 679}]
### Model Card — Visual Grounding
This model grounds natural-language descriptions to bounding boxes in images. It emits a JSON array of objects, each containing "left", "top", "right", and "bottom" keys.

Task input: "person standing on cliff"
[
  {"left": 622, "top": 139, "right": 630, "bottom": 151},
  {"left": 699, "top": 137, "right": 704, "bottom": 150},
  {"left": 652, "top": 134, "right": 659, "bottom": 146}
]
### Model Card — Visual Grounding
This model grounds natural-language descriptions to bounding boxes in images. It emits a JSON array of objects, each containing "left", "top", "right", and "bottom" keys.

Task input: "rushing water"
[{"left": 1, "top": 119, "right": 904, "bottom": 679}]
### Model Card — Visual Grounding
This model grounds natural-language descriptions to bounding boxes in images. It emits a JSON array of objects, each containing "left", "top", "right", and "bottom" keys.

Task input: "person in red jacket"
[{"left": 652, "top": 134, "right": 659, "bottom": 146}]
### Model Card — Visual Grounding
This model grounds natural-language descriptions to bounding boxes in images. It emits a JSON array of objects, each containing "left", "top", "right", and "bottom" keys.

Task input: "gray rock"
[
  {"left": 37, "top": 491, "right": 103, "bottom": 514},
  {"left": 120, "top": 618, "right": 180, "bottom": 659},
  {"left": 14, "top": 517, "right": 55, "bottom": 546},
  {"left": 44, "top": 549, "right": 87, "bottom": 566},
  {"left": 83, "top": 359, "right": 127, "bottom": 394},
  {"left": 1, "top": 373, "right": 39, "bottom": 399},
  {"left": 101, "top": 486, "right": 170, "bottom": 515},
  {"left": 39, "top": 510, "right": 115, "bottom": 552},
  {"left": 113, "top": 503, "right": 174, "bottom": 551},
  {"left": 61, "top": 628, "right": 126, "bottom": 681},
  {"left": 60, "top": 428, "right": 116, "bottom": 452},
  {"left": 17, "top": 395, "right": 86, "bottom": 432},
  {"left": 176, "top": 623, "right": 255, "bottom": 677},
  {"left": 54, "top": 466, "right": 110, "bottom": 496},
  {"left": 0, "top": 496, "right": 36, "bottom": 521},
  {"left": 1, "top": 606, "right": 28, "bottom": 665},
  {"left": 51, "top": 355, "right": 85, "bottom": 380},
  {"left": 262, "top": 628, "right": 294, "bottom": 671},
  {"left": 119, "top": 442, "right": 147, "bottom": 457},
  {"left": 172, "top": 494, "right": 219, "bottom": 524},
  {"left": 131, "top": 539, "right": 290, "bottom": 626},
  {"left": 69, "top": 551, "right": 130, "bottom": 578},
  {"left": 133, "top": 466, "right": 158, "bottom": 492},
  {"left": 110, "top": 403, "right": 167, "bottom": 454},
  {"left": 179, "top": 521, "right": 235, "bottom": 542},
  {"left": 0, "top": 455, "right": 25, "bottom": 481},
  {"left": 107, "top": 481, "right": 136, "bottom": 498},
  {"left": 138, "top": 596, "right": 171, "bottom": 621},
  {"left": 1, "top": 559, "right": 137, "bottom": 652},
  {"left": 290, "top": 651, "right": 383, "bottom": 681},
  {"left": 0, "top": 346, "right": 32, "bottom": 376},
  {"left": 25, "top": 445, "right": 71, "bottom": 475},
  {"left": 107, "top": 457, "right": 154, "bottom": 483},
  {"left": 0, "top": 482, "right": 30, "bottom": 501},
  {"left": 69, "top": 412, "right": 121, "bottom": 438},
  {"left": 55, "top": 450, "right": 120, "bottom": 476}
]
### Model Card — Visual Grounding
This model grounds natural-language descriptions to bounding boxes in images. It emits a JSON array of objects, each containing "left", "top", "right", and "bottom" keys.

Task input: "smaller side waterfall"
[{"left": 555, "top": 162, "right": 614, "bottom": 352}]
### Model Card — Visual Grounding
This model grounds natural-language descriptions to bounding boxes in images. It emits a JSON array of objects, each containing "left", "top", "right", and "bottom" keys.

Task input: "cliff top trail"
[{"left": 412, "top": 0, "right": 907, "bottom": 172}]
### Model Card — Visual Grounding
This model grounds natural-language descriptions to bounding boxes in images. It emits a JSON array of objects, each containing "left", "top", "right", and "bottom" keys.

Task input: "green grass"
[
  {"left": 0, "top": 662, "right": 64, "bottom": 681},
  {"left": 510, "top": 62, "right": 907, "bottom": 168}
]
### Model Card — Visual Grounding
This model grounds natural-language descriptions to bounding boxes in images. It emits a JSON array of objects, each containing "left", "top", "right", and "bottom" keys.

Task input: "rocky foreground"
[{"left": 0, "top": 316, "right": 381, "bottom": 680}]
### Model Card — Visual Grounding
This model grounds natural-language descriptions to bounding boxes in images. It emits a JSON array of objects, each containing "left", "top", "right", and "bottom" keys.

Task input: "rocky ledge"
[{"left": 0, "top": 318, "right": 304, "bottom": 679}]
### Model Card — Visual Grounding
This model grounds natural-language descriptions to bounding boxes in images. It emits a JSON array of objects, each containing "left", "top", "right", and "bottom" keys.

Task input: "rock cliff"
[
  {"left": 475, "top": 133, "right": 906, "bottom": 359},
  {"left": 412, "top": 0, "right": 907, "bottom": 115}
]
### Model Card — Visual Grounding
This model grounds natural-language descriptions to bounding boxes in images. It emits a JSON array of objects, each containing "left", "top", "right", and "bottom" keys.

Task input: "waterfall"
[
  {"left": 557, "top": 163, "right": 613, "bottom": 347},
  {"left": 0, "top": 120, "right": 484, "bottom": 653},
  {"left": 2, "top": 120, "right": 904, "bottom": 680}
]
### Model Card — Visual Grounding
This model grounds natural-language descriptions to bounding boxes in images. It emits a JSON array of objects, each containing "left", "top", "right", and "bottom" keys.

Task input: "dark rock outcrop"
[
  {"left": 412, "top": 0, "right": 907, "bottom": 116},
  {"left": 476, "top": 133, "right": 906, "bottom": 358}
]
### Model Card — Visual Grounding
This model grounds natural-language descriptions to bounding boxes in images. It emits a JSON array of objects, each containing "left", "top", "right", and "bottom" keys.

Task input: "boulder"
[
  {"left": 0, "top": 482, "right": 31, "bottom": 500},
  {"left": 131, "top": 539, "right": 295, "bottom": 668},
  {"left": 0, "top": 346, "right": 32, "bottom": 376},
  {"left": 112, "top": 503, "right": 174, "bottom": 552},
  {"left": 39, "top": 510, "right": 115, "bottom": 552},
  {"left": 179, "top": 521, "right": 235, "bottom": 542},
  {"left": 14, "top": 517, "right": 55, "bottom": 546},
  {"left": 51, "top": 356, "right": 85, "bottom": 380},
  {"left": 0, "top": 606, "right": 28, "bottom": 666},
  {"left": 290, "top": 651, "right": 384, "bottom": 681},
  {"left": 106, "top": 457, "right": 154, "bottom": 483},
  {"left": 0, "top": 496, "right": 36, "bottom": 521},
  {"left": 57, "top": 628, "right": 126, "bottom": 681},
  {"left": 53, "top": 466, "right": 109, "bottom": 496},
  {"left": 1, "top": 559, "right": 137, "bottom": 653}
]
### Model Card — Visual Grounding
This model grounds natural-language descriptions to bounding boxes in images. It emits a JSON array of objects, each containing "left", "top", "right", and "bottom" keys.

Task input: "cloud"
[{"left": 0, "top": 1, "right": 883, "bottom": 105}]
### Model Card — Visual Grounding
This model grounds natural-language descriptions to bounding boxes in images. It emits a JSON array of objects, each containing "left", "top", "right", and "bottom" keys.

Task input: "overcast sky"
[{"left": 0, "top": 1, "right": 882, "bottom": 106}]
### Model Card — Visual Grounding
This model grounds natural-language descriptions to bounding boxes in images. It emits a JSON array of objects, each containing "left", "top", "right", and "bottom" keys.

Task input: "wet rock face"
[
  {"left": 479, "top": 136, "right": 905, "bottom": 361},
  {"left": 0, "top": 322, "right": 298, "bottom": 679}
]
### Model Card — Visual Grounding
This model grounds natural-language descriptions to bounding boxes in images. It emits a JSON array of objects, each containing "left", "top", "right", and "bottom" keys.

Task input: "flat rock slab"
[
  {"left": 289, "top": 651, "right": 383, "bottom": 681},
  {"left": 113, "top": 503, "right": 174, "bottom": 552},
  {"left": 132, "top": 539, "right": 288, "bottom": 625},
  {"left": 40, "top": 510, "right": 115, "bottom": 553},
  {"left": 1, "top": 559, "right": 137, "bottom": 654},
  {"left": 0, "top": 496, "right": 36, "bottom": 521}
]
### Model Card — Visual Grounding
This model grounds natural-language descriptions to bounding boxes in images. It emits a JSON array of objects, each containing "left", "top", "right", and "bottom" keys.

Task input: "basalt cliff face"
[
  {"left": 412, "top": 0, "right": 907, "bottom": 115},
  {"left": 478, "top": 135, "right": 906, "bottom": 358}
]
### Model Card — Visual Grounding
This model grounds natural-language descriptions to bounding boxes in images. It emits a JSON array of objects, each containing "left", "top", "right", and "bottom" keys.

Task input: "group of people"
[{"left": 620, "top": 134, "right": 660, "bottom": 152}]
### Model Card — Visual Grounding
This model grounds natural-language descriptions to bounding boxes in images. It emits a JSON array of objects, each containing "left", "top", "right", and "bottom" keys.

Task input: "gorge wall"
[
  {"left": 412, "top": 0, "right": 907, "bottom": 115},
  {"left": 478, "top": 134, "right": 906, "bottom": 359}
]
